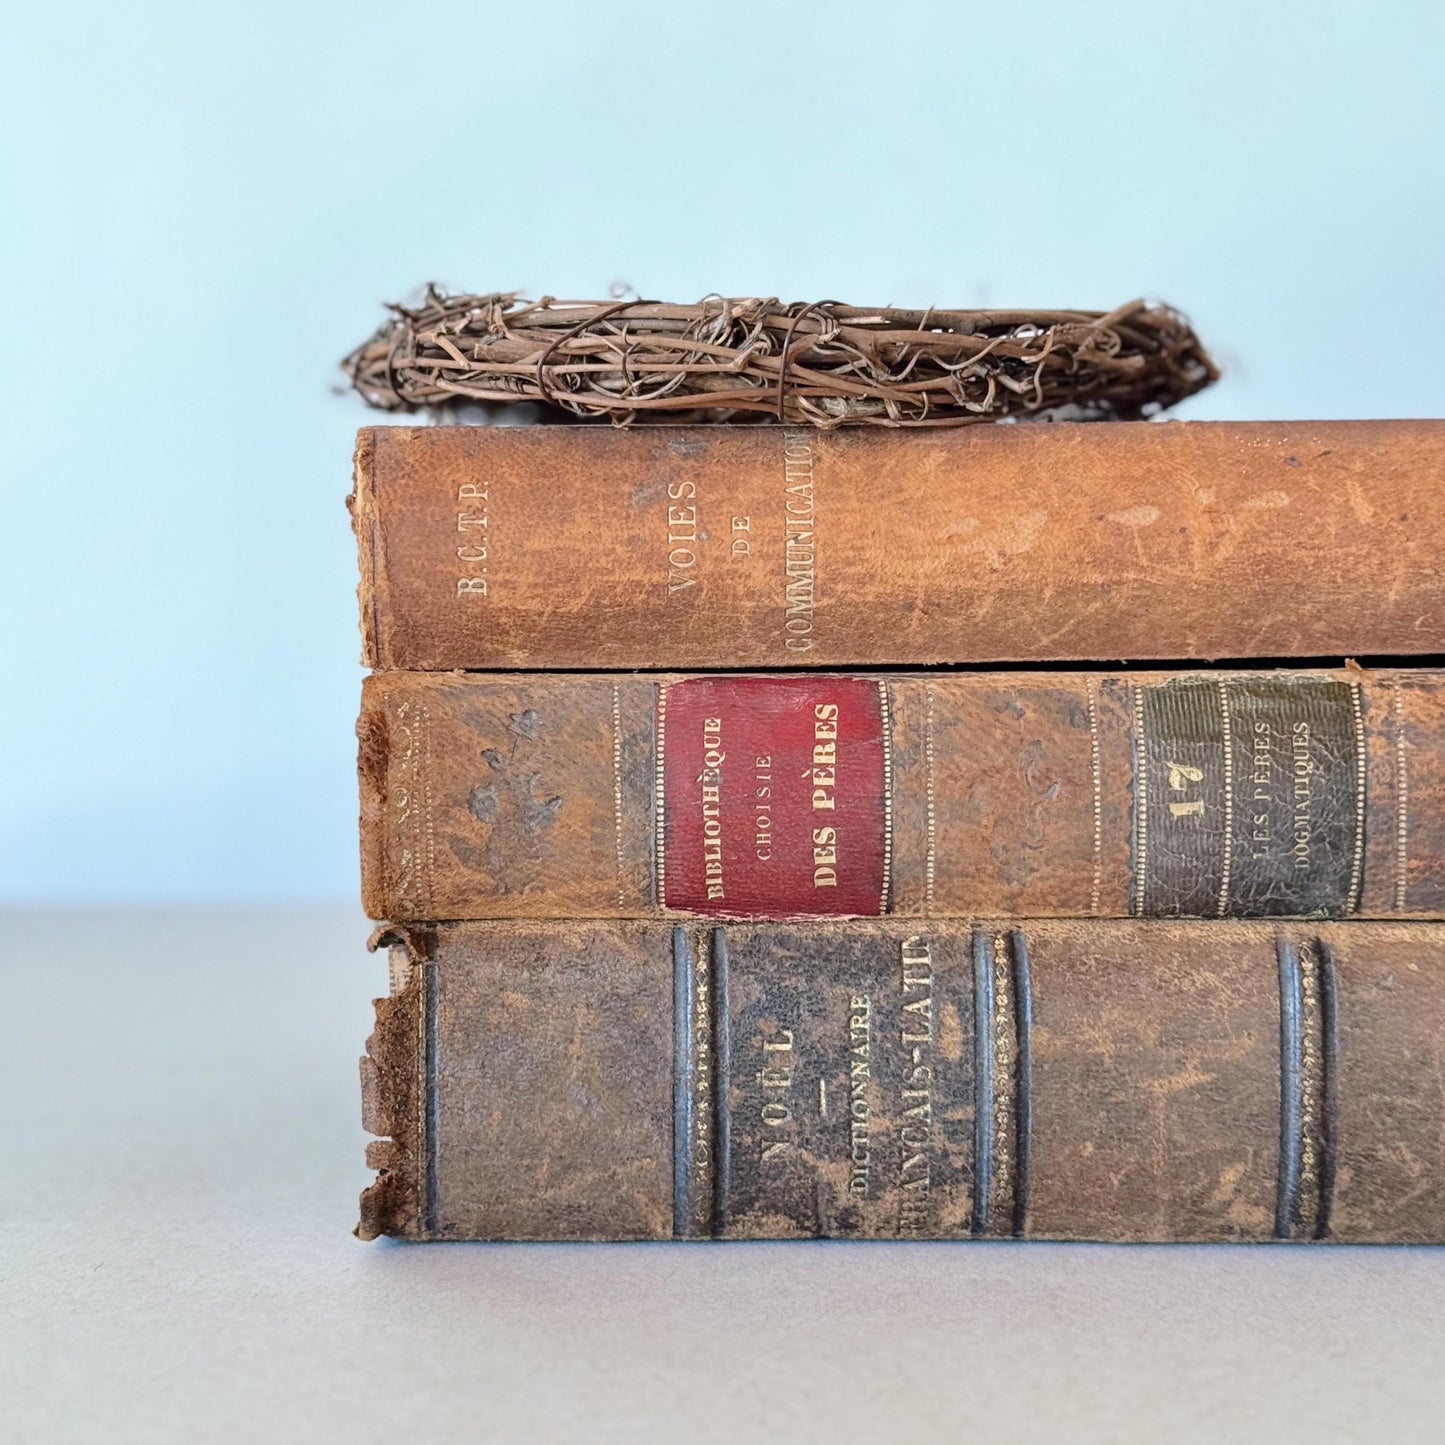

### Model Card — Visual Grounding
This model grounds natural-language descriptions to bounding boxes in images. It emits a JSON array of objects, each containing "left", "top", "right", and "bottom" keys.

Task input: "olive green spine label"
[{"left": 1133, "top": 678, "right": 1364, "bottom": 919}]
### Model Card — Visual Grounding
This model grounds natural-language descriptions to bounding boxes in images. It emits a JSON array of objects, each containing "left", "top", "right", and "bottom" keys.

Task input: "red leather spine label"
[{"left": 659, "top": 676, "right": 888, "bottom": 917}]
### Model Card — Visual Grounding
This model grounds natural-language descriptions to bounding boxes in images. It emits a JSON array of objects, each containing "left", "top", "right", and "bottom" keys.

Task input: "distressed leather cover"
[
  {"left": 357, "top": 919, "right": 1445, "bottom": 1243},
  {"left": 358, "top": 666, "right": 1445, "bottom": 921},
  {"left": 350, "top": 420, "right": 1445, "bottom": 670}
]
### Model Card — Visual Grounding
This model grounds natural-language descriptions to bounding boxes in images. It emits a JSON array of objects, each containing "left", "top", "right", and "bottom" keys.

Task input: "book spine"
[
  {"left": 357, "top": 667, "right": 1445, "bottom": 922},
  {"left": 350, "top": 419, "right": 1445, "bottom": 670},
  {"left": 357, "top": 918, "right": 1445, "bottom": 1244}
]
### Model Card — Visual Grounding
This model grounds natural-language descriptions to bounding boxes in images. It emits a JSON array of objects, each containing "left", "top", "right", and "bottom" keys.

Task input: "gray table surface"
[{"left": 7, "top": 908, "right": 1445, "bottom": 1444}]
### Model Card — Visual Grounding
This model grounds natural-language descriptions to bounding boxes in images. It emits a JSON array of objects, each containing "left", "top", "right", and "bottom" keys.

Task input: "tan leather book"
[
  {"left": 350, "top": 419, "right": 1445, "bottom": 670},
  {"left": 358, "top": 918, "right": 1445, "bottom": 1243},
  {"left": 358, "top": 666, "right": 1445, "bottom": 922}
]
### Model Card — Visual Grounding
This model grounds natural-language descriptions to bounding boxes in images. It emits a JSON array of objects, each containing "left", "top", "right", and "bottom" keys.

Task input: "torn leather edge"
[
  {"left": 356, "top": 923, "right": 435, "bottom": 1240},
  {"left": 355, "top": 677, "right": 389, "bottom": 920},
  {"left": 346, "top": 428, "right": 384, "bottom": 670}
]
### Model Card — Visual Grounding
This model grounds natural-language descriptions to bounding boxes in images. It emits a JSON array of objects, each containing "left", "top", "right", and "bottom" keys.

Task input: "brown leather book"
[
  {"left": 359, "top": 666, "right": 1445, "bottom": 922},
  {"left": 351, "top": 419, "right": 1445, "bottom": 670},
  {"left": 358, "top": 918, "right": 1445, "bottom": 1243}
]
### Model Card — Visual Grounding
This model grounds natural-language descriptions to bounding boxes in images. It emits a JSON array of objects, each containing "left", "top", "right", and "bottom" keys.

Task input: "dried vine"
[{"left": 343, "top": 289, "right": 1216, "bottom": 427}]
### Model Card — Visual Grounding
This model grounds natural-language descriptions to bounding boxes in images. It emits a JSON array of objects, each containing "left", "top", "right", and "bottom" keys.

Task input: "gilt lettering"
[{"left": 454, "top": 480, "right": 491, "bottom": 598}]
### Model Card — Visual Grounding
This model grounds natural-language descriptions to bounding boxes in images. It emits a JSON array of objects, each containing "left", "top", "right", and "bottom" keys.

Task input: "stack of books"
[{"left": 349, "top": 371, "right": 1445, "bottom": 1245}]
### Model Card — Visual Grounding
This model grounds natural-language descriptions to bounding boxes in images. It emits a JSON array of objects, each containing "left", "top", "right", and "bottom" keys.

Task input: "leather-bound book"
[
  {"left": 358, "top": 918, "right": 1445, "bottom": 1243},
  {"left": 350, "top": 420, "right": 1445, "bottom": 671},
  {"left": 358, "top": 666, "right": 1445, "bottom": 922}
]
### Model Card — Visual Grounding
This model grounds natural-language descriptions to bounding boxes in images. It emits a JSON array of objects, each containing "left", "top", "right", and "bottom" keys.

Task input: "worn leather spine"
[
  {"left": 358, "top": 666, "right": 1445, "bottom": 922},
  {"left": 350, "top": 420, "right": 1445, "bottom": 670},
  {"left": 356, "top": 918, "right": 1445, "bottom": 1243}
]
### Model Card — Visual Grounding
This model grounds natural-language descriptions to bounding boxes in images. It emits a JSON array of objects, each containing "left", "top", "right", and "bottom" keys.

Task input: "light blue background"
[{"left": 4, "top": 2, "right": 1442, "bottom": 904}]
